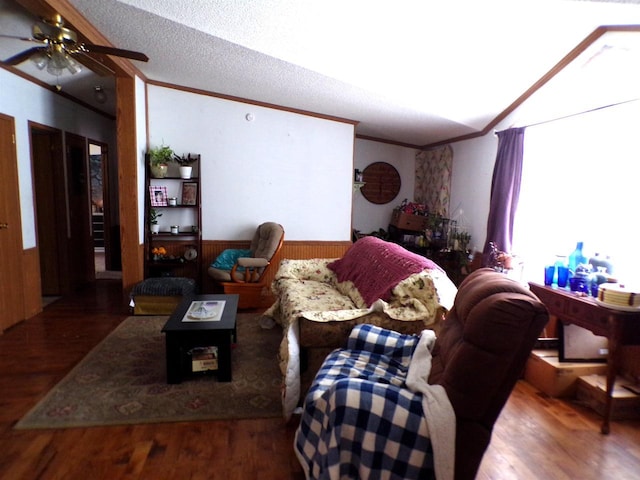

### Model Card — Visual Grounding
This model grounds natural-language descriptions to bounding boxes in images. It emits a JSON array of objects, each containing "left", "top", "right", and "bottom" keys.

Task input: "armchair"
[
  {"left": 208, "top": 222, "right": 284, "bottom": 309},
  {"left": 294, "top": 268, "right": 548, "bottom": 480}
]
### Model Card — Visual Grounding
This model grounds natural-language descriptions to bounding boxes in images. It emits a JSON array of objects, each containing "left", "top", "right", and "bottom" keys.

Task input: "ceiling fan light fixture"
[
  {"left": 64, "top": 55, "right": 81, "bottom": 75},
  {"left": 94, "top": 85, "right": 107, "bottom": 104},
  {"left": 30, "top": 51, "right": 49, "bottom": 70},
  {"left": 39, "top": 45, "right": 81, "bottom": 76}
]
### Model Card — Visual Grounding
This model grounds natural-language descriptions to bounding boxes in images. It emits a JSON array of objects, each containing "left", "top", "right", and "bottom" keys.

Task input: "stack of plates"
[{"left": 596, "top": 283, "right": 640, "bottom": 311}]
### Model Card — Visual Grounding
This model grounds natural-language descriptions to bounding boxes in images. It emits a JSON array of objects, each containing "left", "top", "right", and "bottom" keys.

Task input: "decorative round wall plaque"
[{"left": 360, "top": 162, "right": 401, "bottom": 204}]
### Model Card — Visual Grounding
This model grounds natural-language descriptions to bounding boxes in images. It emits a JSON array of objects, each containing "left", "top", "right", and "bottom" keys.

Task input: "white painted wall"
[
  {"left": 1, "top": 66, "right": 502, "bottom": 253},
  {"left": 0, "top": 68, "right": 116, "bottom": 249},
  {"left": 448, "top": 135, "right": 498, "bottom": 253},
  {"left": 352, "top": 139, "right": 416, "bottom": 235},
  {"left": 146, "top": 85, "right": 355, "bottom": 241},
  {"left": 352, "top": 133, "right": 505, "bottom": 255}
]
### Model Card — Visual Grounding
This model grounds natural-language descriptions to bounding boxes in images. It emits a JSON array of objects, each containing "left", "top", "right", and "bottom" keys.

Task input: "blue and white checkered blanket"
[{"left": 294, "top": 324, "right": 454, "bottom": 479}]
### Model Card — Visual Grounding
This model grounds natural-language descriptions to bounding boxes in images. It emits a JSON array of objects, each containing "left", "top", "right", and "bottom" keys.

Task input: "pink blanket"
[{"left": 328, "top": 237, "right": 443, "bottom": 306}]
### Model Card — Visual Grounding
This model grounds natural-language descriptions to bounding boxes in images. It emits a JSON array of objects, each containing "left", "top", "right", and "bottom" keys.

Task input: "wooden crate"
[{"left": 390, "top": 209, "right": 428, "bottom": 232}]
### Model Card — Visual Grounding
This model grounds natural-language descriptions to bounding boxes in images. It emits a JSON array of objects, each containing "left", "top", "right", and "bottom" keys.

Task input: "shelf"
[
  {"left": 151, "top": 232, "right": 198, "bottom": 238},
  {"left": 148, "top": 259, "right": 194, "bottom": 267},
  {"left": 150, "top": 176, "right": 199, "bottom": 181},
  {"left": 144, "top": 152, "right": 202, "bottom": 285},
  {"left": 154, "top": 204, "right": 199, "bottom": 208}
]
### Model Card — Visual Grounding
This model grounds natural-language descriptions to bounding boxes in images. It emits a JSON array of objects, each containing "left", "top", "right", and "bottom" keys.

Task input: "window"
[{"left": 513, "top": 100, "right": 640, "bottom": 285}]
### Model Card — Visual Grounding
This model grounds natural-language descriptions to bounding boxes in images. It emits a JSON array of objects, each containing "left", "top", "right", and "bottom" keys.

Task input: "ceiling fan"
[{"left": 0, "top": 13, "right": 148, "bottom": 77}]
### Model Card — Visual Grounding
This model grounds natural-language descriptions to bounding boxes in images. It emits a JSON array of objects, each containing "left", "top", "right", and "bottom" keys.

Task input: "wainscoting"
[{"left": 200, "top": 240, "right": 352, "bottom": 295}]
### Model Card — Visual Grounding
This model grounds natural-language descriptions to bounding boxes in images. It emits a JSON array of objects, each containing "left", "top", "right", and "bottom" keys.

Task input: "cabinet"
[{"left": 144, "top": 154, "right": 202, "bottom": 285}]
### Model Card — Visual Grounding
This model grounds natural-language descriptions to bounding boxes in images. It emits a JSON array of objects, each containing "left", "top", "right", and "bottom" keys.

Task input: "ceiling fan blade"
[
  {"left": 3, "top": 46, "right": 48, "bottom": 65},
  {"left": 0, "top": 34, "right": 37, "bottom": 42},
  {"left": 81, "top": 43, "right": 148, "bottom": 62},
  {"left": 71, "top": 51, "right": 115, "bottom": 77}
]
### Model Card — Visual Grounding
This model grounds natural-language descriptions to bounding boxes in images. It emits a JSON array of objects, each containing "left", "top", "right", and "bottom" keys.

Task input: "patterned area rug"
[{"left": 15, "top": 314, "right": 283, "bottom": 429}]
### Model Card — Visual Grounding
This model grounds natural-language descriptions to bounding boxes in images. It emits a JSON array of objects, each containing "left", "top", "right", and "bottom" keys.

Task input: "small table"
[
  {"left": 529, "top": 282, "right": 640, "bottom": 434},
  {"left": 162, "top": 294, "right": 239, "bottom": 384}
]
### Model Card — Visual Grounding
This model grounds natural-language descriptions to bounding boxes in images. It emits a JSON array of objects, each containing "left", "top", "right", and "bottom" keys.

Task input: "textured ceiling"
[{"left": 2, "top": 0, "right": 640, "bottom": 146}]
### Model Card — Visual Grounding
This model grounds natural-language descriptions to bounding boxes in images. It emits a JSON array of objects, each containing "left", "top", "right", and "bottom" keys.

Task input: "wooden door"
[
  {"left": 65, "top": 133, "right": 95, "bottom": 287},
  {"left": 0, "top": 114, "right": 25, "bottom": 331},
  {"left": 32, "top": 126, "right": 66, "bottom": 295}
]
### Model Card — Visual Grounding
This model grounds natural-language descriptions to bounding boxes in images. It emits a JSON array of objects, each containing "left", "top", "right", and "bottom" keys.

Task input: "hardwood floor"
[{"left": 1, "top": 280, "right": 639, "bottom": 479}]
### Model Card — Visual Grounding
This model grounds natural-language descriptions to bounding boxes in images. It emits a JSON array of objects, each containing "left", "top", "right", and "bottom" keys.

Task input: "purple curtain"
[{"left": 482, "top": 127, "right": 525, "bottom": 266}]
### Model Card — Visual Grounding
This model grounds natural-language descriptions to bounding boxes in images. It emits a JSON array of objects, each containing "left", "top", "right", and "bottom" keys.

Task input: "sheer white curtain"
[{"left": 513, "top": 100, "right": 640, "bottom": 285}]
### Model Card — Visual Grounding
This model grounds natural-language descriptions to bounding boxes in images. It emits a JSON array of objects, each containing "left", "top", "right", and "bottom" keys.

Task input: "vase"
[
  {"left": 150, "top": 224, "right": 160, "bottom": 234},
  {"left": 179, "top": 166, "right": 192, "bottom": 179},
  {"left": 150, "top": 164, "right": 168, "bottom": 178}
]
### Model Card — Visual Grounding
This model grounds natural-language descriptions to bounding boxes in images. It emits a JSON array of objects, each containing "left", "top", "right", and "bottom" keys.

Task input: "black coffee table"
[{"left": 162, "top": 294, "right": 239, "bottom": 383}]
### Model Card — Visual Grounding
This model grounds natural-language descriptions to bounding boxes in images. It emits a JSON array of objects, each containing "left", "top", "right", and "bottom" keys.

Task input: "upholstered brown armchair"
[
  {"left": 294, "top": 268, "right": 548, "bottom": 480},
  {"left": 208, "top": 222, "right": 284, "bottom": 309}
]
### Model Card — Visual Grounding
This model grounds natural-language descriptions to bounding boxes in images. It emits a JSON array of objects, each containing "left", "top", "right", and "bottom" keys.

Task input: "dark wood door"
[
  {"left": 32, "top": 126, "right": 66, "bottom": 295},
  {"left": 65, "top": 133, "right": 95, "bottom": 287},
  {"left": 0, "top": 114, "right": 25, "bottom": 331}
]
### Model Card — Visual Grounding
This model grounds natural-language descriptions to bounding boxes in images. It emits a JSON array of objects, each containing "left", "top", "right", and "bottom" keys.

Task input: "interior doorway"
[
  {"left": 31, "top": 124, "right": 67, "bottom": 296},
  {"left": 89, "top": 141, "right": 121, "bottom": 280}
]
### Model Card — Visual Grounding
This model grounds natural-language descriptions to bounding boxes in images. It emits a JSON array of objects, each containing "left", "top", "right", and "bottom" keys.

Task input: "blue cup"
[
  {"left": 544, "top": 266, "right": 555, "bottom": 286},
  {"left": 557, "top": 266, "right": 569, "bottom": 288}
]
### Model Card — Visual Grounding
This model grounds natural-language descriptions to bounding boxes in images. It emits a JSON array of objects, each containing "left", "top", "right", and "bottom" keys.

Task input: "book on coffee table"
[{"left": 181, "top": 300, "right": 226, "bottom": 322}]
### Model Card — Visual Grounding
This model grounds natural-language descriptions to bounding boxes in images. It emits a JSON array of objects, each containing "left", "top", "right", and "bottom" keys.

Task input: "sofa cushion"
[{"left": 327, "top": 236, "right": 442, "bottom": 307}]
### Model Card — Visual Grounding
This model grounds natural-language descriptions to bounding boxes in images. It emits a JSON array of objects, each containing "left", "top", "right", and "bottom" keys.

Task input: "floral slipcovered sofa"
[{"left": 263, "top": 236, "right": 458, "bottom": 420}]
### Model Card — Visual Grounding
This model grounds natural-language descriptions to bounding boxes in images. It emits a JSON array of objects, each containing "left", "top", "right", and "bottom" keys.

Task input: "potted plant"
[
  {"left": 148, "top": 144, "right": 174, "bottom": 178},
  {"left": 150, "top": 208, "right": 162, "bottom": 234},
  {"left": 173, "top": 153, "right": 199, "bottom": 179}
]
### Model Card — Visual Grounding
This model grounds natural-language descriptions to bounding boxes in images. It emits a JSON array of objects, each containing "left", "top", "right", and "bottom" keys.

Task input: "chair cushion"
[
  {"left": 251, "top": 222, "right": 284, "bottom": 259},
  {"left": 210, "top": 248, "right": 252, "bottom": 270}
]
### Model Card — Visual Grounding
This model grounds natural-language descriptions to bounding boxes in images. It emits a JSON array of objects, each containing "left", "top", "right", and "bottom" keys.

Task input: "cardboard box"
[
  {"left": 191, "top": 346, "right": 218, "bottom": 372},
  {"left": 390, "top": 210, "right": 429, "bottom": 232},
  {"left": 524, "top": 349, "right": 607, "bottom": 397},
  {"left": 576, "top": 374, "right": 640, "bottom": 420}
]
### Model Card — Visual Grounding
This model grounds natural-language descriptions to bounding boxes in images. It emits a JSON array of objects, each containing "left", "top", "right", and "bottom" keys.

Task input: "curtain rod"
[{"left": 494, "top": 97, "right": 640, "bottom": 135}]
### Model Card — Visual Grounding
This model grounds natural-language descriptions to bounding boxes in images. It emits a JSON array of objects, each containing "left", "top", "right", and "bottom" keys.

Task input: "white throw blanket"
[{"left": 406, "top": 330, "right": 456, "bottom": 480}]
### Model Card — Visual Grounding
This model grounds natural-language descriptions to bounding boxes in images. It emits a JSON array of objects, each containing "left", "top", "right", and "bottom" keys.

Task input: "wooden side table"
[{"left": 529, "top": 282, "right": 640, "bottom": 434}]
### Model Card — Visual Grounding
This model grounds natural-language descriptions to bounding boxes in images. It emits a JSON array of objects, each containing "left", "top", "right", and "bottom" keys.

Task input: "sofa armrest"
[{"left": 346, "top": 324, "right": 419, "bottom": 366}]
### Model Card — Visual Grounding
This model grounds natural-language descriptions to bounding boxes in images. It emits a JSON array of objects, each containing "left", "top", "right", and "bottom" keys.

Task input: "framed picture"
[
  {"left": 181, "top": 181, "right": 198, "bottom": 205},
  {"left": 149, "top": 185, "right": 168, "bottom": 206},
  {"left": 558, "top": 322, "right": 608, "bottom": 363}
]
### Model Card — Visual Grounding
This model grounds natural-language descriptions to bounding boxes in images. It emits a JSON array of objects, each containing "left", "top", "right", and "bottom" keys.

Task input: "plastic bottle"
[{"left": 568, "top": 241, "right": 587, "bottom": 276}]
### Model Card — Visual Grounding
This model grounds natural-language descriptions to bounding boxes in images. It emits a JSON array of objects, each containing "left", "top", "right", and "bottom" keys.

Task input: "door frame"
[
  {"left": 65, "top": 132, "right": 95, "bottom": 287},
  {"left": 88, "top": 139, "right": 119, "bottom": 271}
]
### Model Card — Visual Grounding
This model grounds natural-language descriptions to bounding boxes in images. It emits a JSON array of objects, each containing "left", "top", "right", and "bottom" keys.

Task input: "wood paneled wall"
[{"left": 200, "top": 240, "right": 352, "bottom": 294}]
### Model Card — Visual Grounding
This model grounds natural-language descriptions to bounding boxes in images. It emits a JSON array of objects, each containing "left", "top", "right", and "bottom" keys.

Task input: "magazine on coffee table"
[{"left": 181, "top": 300, "right": 226, "bottom": 322}]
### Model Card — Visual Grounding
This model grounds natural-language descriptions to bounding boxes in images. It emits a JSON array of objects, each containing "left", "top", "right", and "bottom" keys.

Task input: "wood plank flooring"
[{"left": 1, "top": 280, "right": 639, "bottom": 479}]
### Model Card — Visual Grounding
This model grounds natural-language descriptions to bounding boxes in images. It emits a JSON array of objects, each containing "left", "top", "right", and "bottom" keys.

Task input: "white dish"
[
  {"left": 188, "top": 307, "right": 216, "bottom": 319},
  {"left": 594, "top": 298, "right": 640, "bottom": 312}
]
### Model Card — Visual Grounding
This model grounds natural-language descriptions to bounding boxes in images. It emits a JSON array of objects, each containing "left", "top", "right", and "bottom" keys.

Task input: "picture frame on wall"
[
  {"left": 181, "top": 182, "right": 198, "bottom": 205},
  {"left": 149, "top": 185, "right": 168, "bottom": 206}
]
